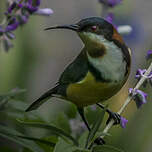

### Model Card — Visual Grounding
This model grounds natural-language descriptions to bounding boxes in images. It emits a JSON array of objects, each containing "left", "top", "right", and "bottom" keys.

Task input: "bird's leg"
[
  {"left": 77, "top": 108, "right": 105, "bottom": 146},
  {"left": 96, "top": 103, "right": 121, "bottom": 125}
]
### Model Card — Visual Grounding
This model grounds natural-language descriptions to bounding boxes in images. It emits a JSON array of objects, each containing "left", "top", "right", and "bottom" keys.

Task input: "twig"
[{"left": 100, "top": 62, "right": 152, "bottom": 139}]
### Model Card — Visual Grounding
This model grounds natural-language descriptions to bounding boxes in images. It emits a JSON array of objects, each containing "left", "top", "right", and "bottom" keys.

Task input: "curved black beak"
[{"left": 44, "top": 24, "right": 80, "bottom": 32}]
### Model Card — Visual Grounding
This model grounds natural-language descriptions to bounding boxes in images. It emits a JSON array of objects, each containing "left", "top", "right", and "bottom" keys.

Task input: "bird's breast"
[{"left": 66, "top": 71, "right": 126, "bottom": 107}]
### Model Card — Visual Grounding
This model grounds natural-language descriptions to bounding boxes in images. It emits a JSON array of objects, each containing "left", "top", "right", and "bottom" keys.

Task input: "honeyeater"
[{"left": 25, "top": 17, "right": 131, "bottom": 144}]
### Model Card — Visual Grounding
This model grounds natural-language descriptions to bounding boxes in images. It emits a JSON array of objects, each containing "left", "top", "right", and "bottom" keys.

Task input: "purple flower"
[
  {"left": 129, "top": 88, "right": 148, "bottom": 108},
  {"left": 108, "top": 0, "right": 122, "bottom": 7},
  {"left": 19, "top": 15, "right": 29, "bottom": 25},
  {"left": 26, "top": 4, "right": 38, "bottom": 13},
  {"left": 90, "top": 105, "right": 97, "bottom": 111},
  {"left": 105, "top": 13, "right": 114, "bottom": 24},
  {"left": 146, "top": 50, "right": 152, "bottom": 60},
  {"left": 135, "top": 69, "right": 152, "bottom": 80},
  {"left": 0, "top": 0, "right": 53, "bottom": 52},
  {"left": 36, "top": 0, "right": 41, "bottom": 6},
  {"left": 105, "top": 13, "right": 118, "bottom": 29},
  {"left": 26, "top": 0, "right": 41, "bottom": 14},
  {"left": 6, "top": 32, "right": 16, "bottom": 39},
  {"left": 7, "top": 2, "right": 17, "bottom": 14},
  {"left": 5, "top": 18, "right": 19, "bottom": 32},
  {"left": 70, "top": 118, "right": 86, "bottom": 134},
  {"left": 34, "top": 8, "right": 53, "bottom": 16},
  {"left": 135, "top": 69, "right": 152, "bottom": 88},
  {"left": 99, "top": 0, "right": 122, "bottom": 7},
  {"left": 120, "top": 116, "right": 128, "bottom": 128},
  {"left": 135, "top": 69, "right": 146, "bottom": 79},
  {"left": 27, "top": 0, "right": 40, "bottom": 6},
  {"left": 17, "top": 3, "right": 23, "bottom": 8},
  {"left": 27, "top": 0, "right": 33, "bottom": 5}
]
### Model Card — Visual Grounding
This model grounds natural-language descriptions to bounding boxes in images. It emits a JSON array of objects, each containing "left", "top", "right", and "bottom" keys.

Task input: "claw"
[
  {"left": 94, "top": 137, "right": 105, "bottom": 145},
  {"left": 106, "top": 111, "right": 121, "bottom": 125}
]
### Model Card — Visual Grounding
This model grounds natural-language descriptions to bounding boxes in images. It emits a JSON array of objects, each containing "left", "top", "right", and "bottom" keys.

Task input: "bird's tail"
[{"left": 25, "top": 85, "right": 59, "bottom": 112}]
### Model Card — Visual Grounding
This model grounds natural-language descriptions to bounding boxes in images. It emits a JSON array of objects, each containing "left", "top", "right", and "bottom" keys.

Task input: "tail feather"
[{"left": 25, "top": 85, "right": 59, "bottom": 112}]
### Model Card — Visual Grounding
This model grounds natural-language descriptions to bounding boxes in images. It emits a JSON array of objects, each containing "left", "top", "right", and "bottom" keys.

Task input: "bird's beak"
[{"left": 44, "top": 24, "right": 80, "bottom": 32}]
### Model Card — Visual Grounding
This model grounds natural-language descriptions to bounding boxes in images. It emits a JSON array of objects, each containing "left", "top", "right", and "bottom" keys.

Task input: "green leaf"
[
  {"left": 65, "top": 104, "right": 77, "bottom": 119},
  {"left": 52, "top": 113, "right": 71, "bottom": 134},
  {"left": 0, "top": 101, "right": 28, "bottom": 118},
  {"left": 18, "top": 119, "right": 78, "bottom": 146},
  {"left": 86, "top": 107, "right": 106, "bottom": 148},
  {"left": 17, "top": 135, "right": 56, "bottom": 147},
  {"left": 0, "top": 125, "right": 44, "bottom": 152},
  {"left": 0, "top": 88, "right": 26, "bottom": 98},
  {"left": 53, "top": 138, "right": 77, "bottom": 152},
  {"left": 92, "top": 145, "right": 125, "bottom": 152},
  {"left": 0, "top": 98, "right": 9, "bottom": 111},
  {"left": 72, "top": 149, "right": 91, "bottom": 152},
  {"left": 0, "top": 88, "right": 26, "bottom": 111},
  {"left": 53, "top": 138, "right": 90, "bottom": 152},
  {"left": 18, "top": 135, "right": 56, "bottom": 152},
  {"left": 22, "top": 136, "right": 57, "bottom": 152},
  {"left": 40, "top": 136, "right": 58, "bottom": 152},
  {"left": 0, "top": 146, "right": 13, "bottom": 152},
  {"left": 78, "top": 131, "right": 89, "bottom": 148}
]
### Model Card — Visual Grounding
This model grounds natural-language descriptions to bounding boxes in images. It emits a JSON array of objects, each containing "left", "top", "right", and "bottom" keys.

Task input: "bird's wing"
[
  {"left": 59, "top": 48, "right": 89, "bottom": 85},
  {"left": 25, "top": 49, "right": 89, "bottom": 112}
]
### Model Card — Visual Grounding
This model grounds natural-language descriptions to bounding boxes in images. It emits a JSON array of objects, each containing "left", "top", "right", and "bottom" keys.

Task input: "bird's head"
[
  {"left": 45, "top": 17, "right": 124, "bottom": 48},
  {"left": 45, "top": 17, "right": 130, "bottom": 67}
]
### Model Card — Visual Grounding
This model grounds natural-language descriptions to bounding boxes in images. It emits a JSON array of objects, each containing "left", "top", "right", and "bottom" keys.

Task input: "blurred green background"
[{"left": 0, "top": 0, "right": 152, "bottom": 152}]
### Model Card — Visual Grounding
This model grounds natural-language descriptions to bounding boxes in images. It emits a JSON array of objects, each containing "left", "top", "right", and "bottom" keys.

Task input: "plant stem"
[{"left": 100, "top": 62, "right": 152, "bottom": 139}]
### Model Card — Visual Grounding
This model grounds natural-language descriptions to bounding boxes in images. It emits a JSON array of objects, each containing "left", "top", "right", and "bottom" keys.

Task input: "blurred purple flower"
[
  {"left": 0, "top": 0, "right": 53, "bottom": 52},
  {"left": 105, "top": 13, "right": 114, "bottom": 24},
  {"left": 26, "top": 3, "right": 38, "bottom": 13},
  {"left": 5, "top": 18, "right": 19, "bottom": 32},
  {"left": 34, "top": 8, "right": 53, "bottom": 16},
  {"left": 35, "top": 0, "right": 41, "bottom": 6},
  {"left": 105, "top": 13, "right": 118, "bottom": 29},
  {"left": 120, "top": 116, "right": 128, "bottom": 128},
  {"left": 27, "top": 0, "right": 32, "bottom": 5},
  {"left": 108, "top": 0, "right": 122, "bottom": 7},
  {"left": 17, "top": 3, "right": 23, "bottom": 8},
  {"left": 19, "top": 15, "right": 29, "bottom": 25},
  {"left": 146, "top": 50, "right": 152, "bottom": 60},
  {"left": 7, "top": 2, "right": 17, "bottom": 14},
  {"left": 26, "top": 0, "right": 41, "bottom": 14},
  {"left": 90, "top": 105, "right": 97, "bottom": 111},
  {"left": 99, "top": 0, "right": 122, "bottom": 7},
  {"left": 70, "top": 118, "right": 86, "bottom": 135},
  {"left": 129, "top": 88, "right": 148, "bottom": 108},
  {"left": 6, "top": 32, "right": 16, "bottom": 39}
]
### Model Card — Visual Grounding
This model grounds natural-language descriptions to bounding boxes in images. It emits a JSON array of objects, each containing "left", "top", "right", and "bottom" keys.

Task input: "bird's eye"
[{"left": 91, "top": 25, "right": 97, "bottom": 31}]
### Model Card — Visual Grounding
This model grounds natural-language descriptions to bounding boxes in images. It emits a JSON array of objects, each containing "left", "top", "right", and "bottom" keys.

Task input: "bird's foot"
[
  {"left": 94, "top": 137, "right": 105, "bottom": 145},
  {"left": 106, "top": 111, "right": 121, "bottom": 125}
]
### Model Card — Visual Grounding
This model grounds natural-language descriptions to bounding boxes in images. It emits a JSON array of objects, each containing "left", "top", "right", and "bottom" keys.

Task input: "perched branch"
[{"left": 100, "top": 61, "right": 152, "bottom": 139}]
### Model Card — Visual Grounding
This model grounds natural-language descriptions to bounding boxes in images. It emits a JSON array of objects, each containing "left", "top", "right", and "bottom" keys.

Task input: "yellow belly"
[{"left": 66, "top": 72, "right": 125, "bottom": 107}]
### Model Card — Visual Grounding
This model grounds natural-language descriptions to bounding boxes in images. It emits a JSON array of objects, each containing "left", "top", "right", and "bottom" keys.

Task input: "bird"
[{"left": 25, "top": 17, "right": 131, "bottom": 144}]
